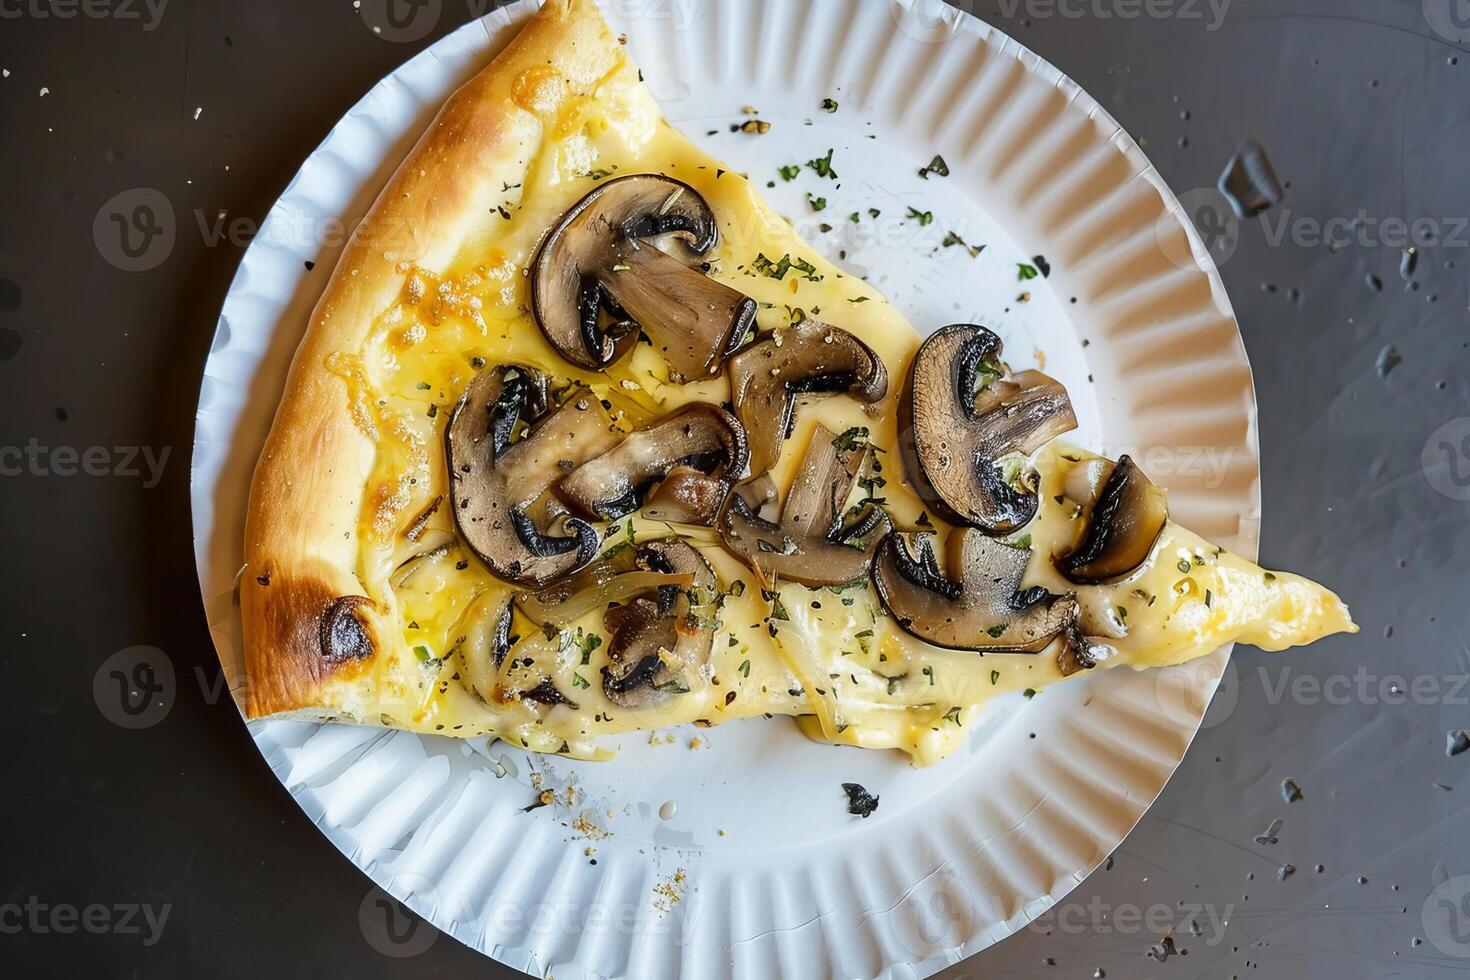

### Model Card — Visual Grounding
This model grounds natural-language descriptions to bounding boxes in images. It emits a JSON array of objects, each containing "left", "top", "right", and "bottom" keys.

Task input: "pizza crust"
[{"left": 241, "top": 0, "right": 628, "bottom": 720}]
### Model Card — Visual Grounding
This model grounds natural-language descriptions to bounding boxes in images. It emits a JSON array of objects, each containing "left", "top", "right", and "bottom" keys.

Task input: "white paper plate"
[{"left": 191, "top": 1, "right": 1259, "bottom": 976}]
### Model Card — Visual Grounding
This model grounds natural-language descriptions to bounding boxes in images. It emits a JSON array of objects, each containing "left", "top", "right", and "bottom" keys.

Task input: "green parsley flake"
[{"left": 807, "top": 148, "right": 838, "bottom": 178}]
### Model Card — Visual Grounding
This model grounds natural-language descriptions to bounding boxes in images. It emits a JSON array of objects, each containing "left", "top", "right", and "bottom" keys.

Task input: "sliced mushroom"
[
  {"left": 601, "top": 540, "right": 717, "bottom": 708},
  {"left": 1059, "top": 455, "right": 1169, "bottom": 584},
  {"left": 872, "top": 527, "right": 1078, "bottom": 652},
  {"left": 532, "top": 174, "right": 756, "bottom": 381},
  {"left": 899, "top": 324, "right": 1077, "bottom": 535},
  {"left": 726, "top": 320, "right": 888, "bottom": 476},
  {"left": 558, "top": 404, "right": 748, "bottom": 525},
  {"left": 1058, "top": 627, "right": 1116, "bottom": 676},
  {"left": 642, "top": 466, "right": 732, "bottom": 525},
  {"left": 720, "top": 424, "right": 891, "bottom": 588},
  {"left": 447, "top": 365, "right": 620, "bottom": 587},
  {"left": 731, "top": 472, "right": 779, "bottom": 515}
]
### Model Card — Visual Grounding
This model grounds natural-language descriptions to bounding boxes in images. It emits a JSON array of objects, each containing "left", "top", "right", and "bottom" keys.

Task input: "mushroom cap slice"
[
  {"left": 1059, "top": 455, "right": 1169, "bottom": 584},
  {"left": 719, "top": 424, "right": 891, "bottom": 588},
  {"left": 899, "top": 324, "right": 1077, "bottom": 535},
  {"left": 531, "top": 174, "right": 756, "bottom": 379},
  {"left": 872, "top": 527, "right": 1078, "bottom": 652},
  {"left": 727, "top": 320, "right": 889, "bottom": 476},
  {"left": 447, "top": 365, "right": 621, "bottom": 588},
  {"left": 601, "top": 540, "right": 718, "bottom": 708},
  {"left": 558, "top": 404, "right": 748, "bottom": 525}
]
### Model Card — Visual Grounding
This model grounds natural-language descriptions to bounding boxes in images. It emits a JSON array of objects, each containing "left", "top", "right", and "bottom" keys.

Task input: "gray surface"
[{"left": 1, "top": 1, "right": 1466, "bottom": 977}]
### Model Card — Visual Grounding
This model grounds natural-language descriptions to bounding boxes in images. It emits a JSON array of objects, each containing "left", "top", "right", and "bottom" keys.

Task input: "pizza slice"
[{"left": 240, "top": 0, "right": 1354, "bottom": 765}]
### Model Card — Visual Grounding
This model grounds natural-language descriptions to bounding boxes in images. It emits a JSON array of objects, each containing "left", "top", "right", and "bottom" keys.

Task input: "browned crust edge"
[{"left": 239, "top": 0, "right": 626, "bottom": 719}]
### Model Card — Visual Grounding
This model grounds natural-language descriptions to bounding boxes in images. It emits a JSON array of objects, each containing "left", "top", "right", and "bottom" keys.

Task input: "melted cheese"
[{"left": 333, "top": 54, "right": 1355, "bottom": 765}]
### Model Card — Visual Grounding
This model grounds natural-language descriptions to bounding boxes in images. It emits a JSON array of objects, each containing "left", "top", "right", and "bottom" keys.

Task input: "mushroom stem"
[
  {"left": 558, "top": 404, "right": 748, "bottom": 524},
  {"left": 598, "top": 243, "right": 756, "bottom": 381}
]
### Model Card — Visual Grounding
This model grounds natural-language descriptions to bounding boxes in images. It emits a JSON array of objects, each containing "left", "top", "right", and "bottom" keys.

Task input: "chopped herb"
[
  {"left": 848, "top": 211, "right": 861, "bottom": 223},
  {"left": 820, "top": 98, "right": 839, "bottom": 113},
  {"left": 412, "top": 645, "right": 433, "bottom": 662},
  {"left": 1177, "top": 558, "right": 1192, "bottom": 574},
  {"left": 739, "top": 659, "right": 751, "bottom": 677},
  {"left": 1023, "top": 688, "right": 1037, "bottom": 699},
  {"left": 868, "top": 207, "right": 881, "bottom": 218},
  {"left": 415, "top": 381, "right": 431, "bottom": 390},
  {"left": 943, "top": 706, "right": 963, "bottom": 725},
  {"left": 587, "top": 168, "right": 614, "bottom": 180},
  {"left": 729, "top": 580, "right": 747, "bottom": 597},
  {"left": 833, "top": 425, "right": 870, "bottom": 452},
  {"left": 571, "top": 672, "right": 590, "bottom": 689},
  {"left": 1017, "top": 263, "right": 1040, "bottom": 281},
  {"left": 906, "top": 206, "right": 935, "bottom": 226},
  {"left": 848, "top": 296, "right": 871, "bottom": 303},
  {"left": 922, "top": 665, "right": 935, "bottom": 685},
  {"left": 1205, "top": 589, "right": 1214, "bottom": 608},
  {"left": 807, "top": 148, "right": 838, "bottom": 179},
  {"left": 1115, "top": 605, "right": 1129, "bottom": 622},
  {"left": 779, "top": 164, "right": 802, "bottom": 181},
  {"left": 991, "top": 669, "right": 1000, "bottom": 685},
  {"left": 808, "top": 193, "right": 828, "bottom": 212},
  {"left": 752, "top": 252, "right": 822, "bottom": 282},
  {"left": 987, "top": 624, "right": 1007, "bottom": 638},
  {"left": 918, "top": 154, "right": 950, "bottom": 179},
  {"left": 942, "top": 230, "right": 984, "bottom": 257},
  {"left": 1264, "top": 572, "right": 1277, "bottom": 583},
  {"left": 1013, "top": 533, "right": 1033, "bottom": 550}
]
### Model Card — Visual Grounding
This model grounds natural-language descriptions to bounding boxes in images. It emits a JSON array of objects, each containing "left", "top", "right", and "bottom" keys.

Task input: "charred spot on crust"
[{"left": 320, "top": 596, "right": 374, "bottom": 663}]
